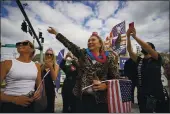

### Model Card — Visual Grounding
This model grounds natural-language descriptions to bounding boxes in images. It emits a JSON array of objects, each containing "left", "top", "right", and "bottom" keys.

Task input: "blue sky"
[{"left": 1, "top": 1, "right": 169, "bottom": 60}]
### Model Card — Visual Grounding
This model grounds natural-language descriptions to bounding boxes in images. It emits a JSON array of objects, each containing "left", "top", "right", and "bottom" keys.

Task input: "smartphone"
[{"left": 129, "top": 22, "right": 134, "bottom": 29}]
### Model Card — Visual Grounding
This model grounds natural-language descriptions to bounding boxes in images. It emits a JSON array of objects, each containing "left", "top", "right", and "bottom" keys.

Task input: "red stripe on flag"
[
  {"left": 131, "top": 101, "right": 132, "bottom": 112},
  {"left": 115, "top": 80, "right": 121, "bottom": 112},
  {"left": 117, "top": 80, "right": 124, "bottom": 113},
  {"left": 112, "top": 80, "right": 116, "bottom": 112},
  {"left": 122, "top": 102, "right": 125, "bottom": 112},
  {"left": 127, "top": 102, "right": 129, "bottom": 112},
  {"left": 125, "top": 102, "right": 127, "bottom": 112}
]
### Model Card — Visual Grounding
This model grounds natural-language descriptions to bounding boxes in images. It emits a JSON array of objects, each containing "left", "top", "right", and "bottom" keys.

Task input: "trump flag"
[
  {"left": 111, "top": 21, "right": 127, "bottom": 55},
  {"left": 108, "top": 79, "right": 132, "bottom": 113}
]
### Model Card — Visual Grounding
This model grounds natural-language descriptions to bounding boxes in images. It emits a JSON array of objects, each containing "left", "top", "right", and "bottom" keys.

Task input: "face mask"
[{"left": 141, "top": 48, "right": 148, "bottom": 55}]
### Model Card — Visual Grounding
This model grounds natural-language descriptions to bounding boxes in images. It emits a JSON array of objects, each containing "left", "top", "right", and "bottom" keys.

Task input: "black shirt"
[
  {"left": 137, "top": 54, "right": 164, "bottom": 100},
  {"left": 124, "top": 58, "right": 138, "bottom": 86},
  {"left": 43, "top": 70, "right": 55, "bottom": 97}
]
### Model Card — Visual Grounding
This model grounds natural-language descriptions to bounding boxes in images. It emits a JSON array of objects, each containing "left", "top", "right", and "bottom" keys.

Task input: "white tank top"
[{"left": 4, "top": 59, "right": 38, "bottom": 96}]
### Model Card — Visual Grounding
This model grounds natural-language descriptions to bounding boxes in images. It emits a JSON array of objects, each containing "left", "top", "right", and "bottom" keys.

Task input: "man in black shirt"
[
  {"left": 126, "top": 27, "right": 169, "bottom": 113},
  {"left": 59, "top": 52, "right": 78, "bottom": 113}
]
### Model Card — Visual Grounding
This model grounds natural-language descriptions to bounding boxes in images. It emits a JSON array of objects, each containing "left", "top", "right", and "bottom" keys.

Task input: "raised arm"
[
  {"left": 131, "top": 28, "right": 159, "bottom": 60},
  {"left": 127, "top": 29, "right": 138, "bottom": 62},
  {"left": 47, "top": 27, "right": 83, "bottom": 59}
]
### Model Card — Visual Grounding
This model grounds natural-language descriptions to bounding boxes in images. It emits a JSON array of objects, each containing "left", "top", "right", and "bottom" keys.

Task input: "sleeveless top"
[{"left": 4, "top": 59, "right": 37, "bottom": 96}]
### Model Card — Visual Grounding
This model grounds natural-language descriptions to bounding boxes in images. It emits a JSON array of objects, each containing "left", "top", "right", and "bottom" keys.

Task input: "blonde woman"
[
  {"left": 48, "top": 28, "right": 120, "bottom": 113},
  {"left": 0, "top": 40, "right": 41, "bottom": 113},
  {"left": 40, "top": 48, "right": 59, "bottom": 113}
]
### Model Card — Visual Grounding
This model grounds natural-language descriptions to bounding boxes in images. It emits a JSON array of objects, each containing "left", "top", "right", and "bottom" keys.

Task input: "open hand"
[{"left": 47, "top": 27, "right": 58, "bottom": 35}]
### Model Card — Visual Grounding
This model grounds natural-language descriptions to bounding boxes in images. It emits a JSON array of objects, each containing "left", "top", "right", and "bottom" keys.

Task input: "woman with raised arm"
[
  {"left": 0, "top": 40, "right": 41, "bottom": 113},
  {"left": 126, "top": 27, "right": 169, "bottom": 113},
  {"left": 47, "top": 27, "right": 120, "bottom": 113}
]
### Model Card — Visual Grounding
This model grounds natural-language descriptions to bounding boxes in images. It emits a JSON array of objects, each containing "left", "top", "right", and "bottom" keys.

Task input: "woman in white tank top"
[{"left": 0, "top": 40, "right": 41, "bottom": 113}]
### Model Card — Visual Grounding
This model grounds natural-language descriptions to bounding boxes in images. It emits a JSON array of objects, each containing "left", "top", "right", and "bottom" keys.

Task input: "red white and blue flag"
[
  {"left": 110, "top": 21, "right": 127, "bottom": 55},
  {"left": 111, "top": 21, "right": 126, "bottom": 37},
  {"left": 108, "top": 79, "right": 132, "bottom": 113}
]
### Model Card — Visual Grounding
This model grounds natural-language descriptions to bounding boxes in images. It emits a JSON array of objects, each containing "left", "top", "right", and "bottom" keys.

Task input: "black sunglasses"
[
  {"left": 16, "top": 42, "right": 29, "bottom": 47},
  {"left": 45, "top": 53, "right": 53, "bottom": 57}
]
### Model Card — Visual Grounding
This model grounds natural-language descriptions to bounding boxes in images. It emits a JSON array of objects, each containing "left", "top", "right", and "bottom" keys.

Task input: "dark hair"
[{"left": 147, "top": 42, "right": 156, "bottom": 50}]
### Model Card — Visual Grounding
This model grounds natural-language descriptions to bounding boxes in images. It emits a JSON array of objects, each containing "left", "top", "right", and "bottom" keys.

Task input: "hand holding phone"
[{"left": 129, "top": 22, "right": 134, "bottom": 29}]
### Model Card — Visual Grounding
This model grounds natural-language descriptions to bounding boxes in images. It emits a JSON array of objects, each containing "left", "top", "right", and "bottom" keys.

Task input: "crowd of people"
[{"left": 0, "top": 25, "right": 169, "bottom": 113}]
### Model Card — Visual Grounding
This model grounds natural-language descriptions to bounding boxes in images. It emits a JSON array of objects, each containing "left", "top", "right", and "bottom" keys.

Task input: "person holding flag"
[
  {"left": 40, "top": 48, "right": 59, "bottom": 113},
  {"left": 47, "top": 27, "right": 120, "bottom": 113}
]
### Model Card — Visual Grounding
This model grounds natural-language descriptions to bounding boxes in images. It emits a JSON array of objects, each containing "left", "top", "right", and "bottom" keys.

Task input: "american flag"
[
  {"left": 111, "top": 21, "right": 126, "bottom": 37},
  {"left": 108, "top": 79, "right": 132, "bottom": 113}
]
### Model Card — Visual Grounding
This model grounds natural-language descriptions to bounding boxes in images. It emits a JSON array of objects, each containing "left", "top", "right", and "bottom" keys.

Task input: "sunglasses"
[
  {"left": 45, "top": 53, "right": 53, "bottom": 57},
  {"left": 16, "top": 42, "right": 30, "bottom": 47}
]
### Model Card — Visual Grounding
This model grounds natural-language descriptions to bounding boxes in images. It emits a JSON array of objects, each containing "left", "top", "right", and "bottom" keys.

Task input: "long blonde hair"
[{"left": 41, "top": 48, "right": 56, "bottom": 71}]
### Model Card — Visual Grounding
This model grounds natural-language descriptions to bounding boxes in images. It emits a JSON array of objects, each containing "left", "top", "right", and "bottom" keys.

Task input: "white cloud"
[
  {"left": 85, "top": 18, "right": 102, "bottom": 29},
  {"left": 104, "top": 18, "right": 122, "bottom": 30},
  {"left": 55, "top": 1, "right": 93, "bottom": 23},
  {"left": 1, "top": 1, "right": 169, "bottom": 61},
  {"left": 114, "top": 1, "right": 169, "bottom": 52},
  {"left": 115, "top": 1, "right": 169, "bottom": 25},
  {"left": 96, "top": 1, "right": 119, "bottom": 20}
]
